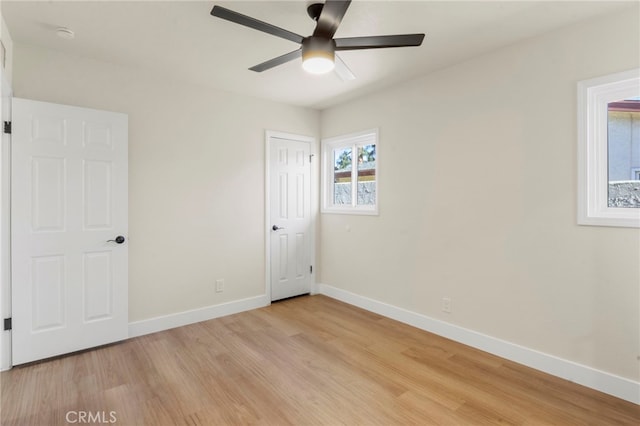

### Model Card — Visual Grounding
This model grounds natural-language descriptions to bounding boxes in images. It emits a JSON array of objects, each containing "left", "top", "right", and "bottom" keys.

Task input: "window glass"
[
  {"left": 333, "top": 146, "right": 352, "bottom": 205},
  {"left": 607, "top": 97, "right": 640, "bottom": 208},
  {"left": 357, "top": 144, "right": 376, "bottom": 206}
]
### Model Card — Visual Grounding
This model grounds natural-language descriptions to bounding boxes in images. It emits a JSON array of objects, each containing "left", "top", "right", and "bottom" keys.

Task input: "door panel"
[
  {"left": 32, "top": 156, "right": 66, "bottom": 231},
  {"left": 279, "top": 234, "right": 288, "bottom": 281},
  {"left": 84, "top": 160, "right": 113, "bottom": 229},
  {"left": 31, "top": 255, "right": 65, "bottom": 331},
  {"left": 270, "top": 136, "right": 312, "bottom": 301},
  {"left": 295, "top": 233, "right": 305, "bottom": 278},
  {"left": 11, "top": 98, "right": 128, "bottom": 365},
  {"left": 83, "top": 251, "right": 113, "bottom": 321}
]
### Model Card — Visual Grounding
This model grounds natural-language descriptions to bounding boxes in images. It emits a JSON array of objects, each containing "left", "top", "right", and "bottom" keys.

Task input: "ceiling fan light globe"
[
  {"left": 302, "top": 56, "right": 335, "bottom": 74},
  {"left": 301, "top": 36, "right": 336, "bottom": 74}
]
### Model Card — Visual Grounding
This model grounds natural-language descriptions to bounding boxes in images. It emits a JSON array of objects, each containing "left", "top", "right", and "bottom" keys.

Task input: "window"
[
  {"left": 578, "top": 69, "right": 640, "bottom": 227},
  {"left": 322, "top": 129, "right": 378, "bottom": 215}
]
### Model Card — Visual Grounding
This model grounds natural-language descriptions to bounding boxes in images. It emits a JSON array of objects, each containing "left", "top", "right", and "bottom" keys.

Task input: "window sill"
[{"left": 321, "top": 207, "right": 379, "bottom": 216}]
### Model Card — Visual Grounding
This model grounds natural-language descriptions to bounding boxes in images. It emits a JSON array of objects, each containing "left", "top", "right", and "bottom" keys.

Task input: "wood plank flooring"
[{"left": 2, "top": 295, "right": 639, "bottom": 425}]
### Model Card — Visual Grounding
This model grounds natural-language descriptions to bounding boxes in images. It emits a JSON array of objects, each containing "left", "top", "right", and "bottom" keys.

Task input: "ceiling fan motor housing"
[
  {"left": 307, "top": 3, "right": 324, "bottom": 21},
  {"left": 302, "top": 36, "right": 336, "bottom": 62}
]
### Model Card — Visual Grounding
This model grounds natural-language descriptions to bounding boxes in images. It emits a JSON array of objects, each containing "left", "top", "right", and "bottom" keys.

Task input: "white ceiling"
[{"left": 2, "top": 0, "right": 635, "bottom": 109}]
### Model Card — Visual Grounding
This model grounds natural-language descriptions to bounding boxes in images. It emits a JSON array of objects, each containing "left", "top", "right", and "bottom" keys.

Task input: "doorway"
[{"left": 266, "top": 131, "right": 316, "bottom": 301}]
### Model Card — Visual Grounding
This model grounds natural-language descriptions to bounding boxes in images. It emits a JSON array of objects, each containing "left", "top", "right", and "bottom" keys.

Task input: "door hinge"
[
  {"left": 310, "top": 265, "right": 313, "bottom": 274},
  {"left": 309, "top": 154, "right": 314, "bottom": 163},
  {"left": 3, "top": 318, "right": 11, "bottom": 331},
  {"left": 3, "top": 121, "right": 11, "bottom": 134}
]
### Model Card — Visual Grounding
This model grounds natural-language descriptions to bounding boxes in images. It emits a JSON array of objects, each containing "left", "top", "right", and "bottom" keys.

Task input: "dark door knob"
[
  {"left": 272, "top": 225, "right": 285, "bottom": 231},
  {"left": 107, "top": 235, "right": 126, "bottom": 244}
]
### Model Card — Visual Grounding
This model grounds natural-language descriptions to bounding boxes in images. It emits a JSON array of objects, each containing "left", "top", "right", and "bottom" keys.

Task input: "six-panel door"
[
  {"left": 11, "top": 98, "right": 128, "bottom": 365},
  {"left": 270, "top": 137, "right": 312, "bottom": 301}
]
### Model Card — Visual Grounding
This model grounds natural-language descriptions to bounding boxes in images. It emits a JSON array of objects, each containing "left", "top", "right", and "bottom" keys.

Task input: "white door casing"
[
  {"left": 0, "top": 71, "right": 12, "bottom": 371},
  {"left": 11, "top": 98, "right": 128, "bottom": 365},
  {"left": 267, "top": 132, "right": 313, "bottom": 301}
]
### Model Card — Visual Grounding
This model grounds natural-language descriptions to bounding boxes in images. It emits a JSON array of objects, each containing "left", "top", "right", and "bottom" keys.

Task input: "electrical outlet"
[
  {"left": 442, "top": 297, "right": 452, "bottom": 313},
  {"left": 215, "top": 279, "right": 224, "bottom": 293}
]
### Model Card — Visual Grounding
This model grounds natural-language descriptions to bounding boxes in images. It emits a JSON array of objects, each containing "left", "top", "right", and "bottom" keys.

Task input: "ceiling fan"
[{"left": 210, "top": 0, "right": 425, "bottom": 80}]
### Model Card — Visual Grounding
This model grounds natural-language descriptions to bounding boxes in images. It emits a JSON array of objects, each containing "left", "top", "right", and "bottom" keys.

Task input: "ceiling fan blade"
[
  {"left": 334, "top": 54, "right": 356, "bottom": 81},
  {"left": 211, "top": 5, "right": 304, "bottom": 44},
  {"left": 313, "top": 0, "right": 351, "bottom": 39},
  {"left": 335, "top": 34, "right": 425, "bottom": 50},
  {"left": 249, "top": 49, "right": 302, "bottom": 72}
]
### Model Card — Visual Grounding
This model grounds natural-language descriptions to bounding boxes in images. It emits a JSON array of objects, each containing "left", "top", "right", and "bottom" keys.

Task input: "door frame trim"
[
  {"left": 264, "top": 130, "right": 317, "bottom": 302},
  {"left": 0, "top": 70, "right": 12, "bottom": 371}
]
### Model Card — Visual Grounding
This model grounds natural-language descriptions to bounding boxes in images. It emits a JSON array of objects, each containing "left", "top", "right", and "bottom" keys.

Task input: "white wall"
[
  {"left": 12, "top": 43, "right": 320, "bottom": 322},
  {"left": 1, "top": 15, "right": 13, "bottom": 86},
  {"left": 320, "top": 8, "right": 640, "bottom": 383}
]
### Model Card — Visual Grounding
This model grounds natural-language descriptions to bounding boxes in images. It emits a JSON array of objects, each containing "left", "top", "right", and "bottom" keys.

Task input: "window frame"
[
  {"left": 321, "top": 129, "right": 379, "bottom": 215},
  {"left": 577, "top": 69, "right": 640, "bottom": 228}
]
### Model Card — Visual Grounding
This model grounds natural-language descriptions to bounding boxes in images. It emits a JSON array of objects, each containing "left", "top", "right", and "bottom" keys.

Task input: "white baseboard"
[
  {"left": 128, "top": 294, "right": 270, "bottom": 338},
  {"left": 316, "top": 283, "right": 640, "bottom": 405}
]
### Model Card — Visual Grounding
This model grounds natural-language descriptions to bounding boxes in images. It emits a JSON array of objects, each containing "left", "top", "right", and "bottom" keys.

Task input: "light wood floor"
[{"left": 1, "top": 295, "right": 639, "bottom": 425}]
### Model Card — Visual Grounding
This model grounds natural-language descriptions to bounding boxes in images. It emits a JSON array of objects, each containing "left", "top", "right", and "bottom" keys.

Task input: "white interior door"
[
  {"left": 11, "top": 98, "right": 128, "bottom": 365},
  {"left": 269, "top": 134, "right": 312, "bottom": 301}
]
